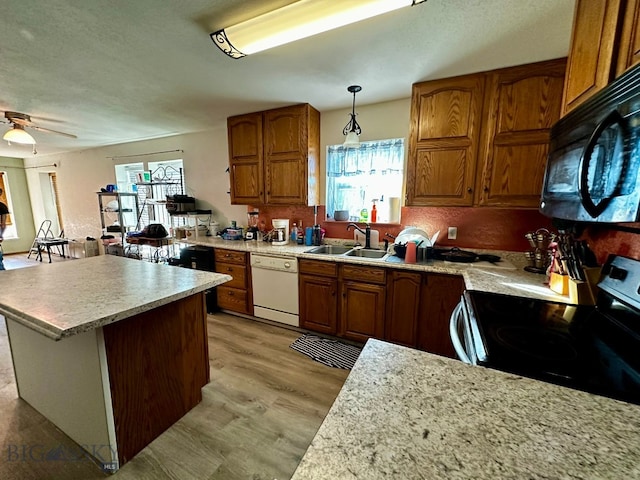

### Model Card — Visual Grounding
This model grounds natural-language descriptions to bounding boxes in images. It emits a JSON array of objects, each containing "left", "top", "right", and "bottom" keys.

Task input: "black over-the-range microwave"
[{"left": 541, "top": 62, "right": 640, "bottom": 223}]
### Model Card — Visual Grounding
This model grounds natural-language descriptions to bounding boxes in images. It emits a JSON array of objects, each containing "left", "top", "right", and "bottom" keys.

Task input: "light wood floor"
[{"left": 0, "top": 310, "right": 350, "bottom": 479}]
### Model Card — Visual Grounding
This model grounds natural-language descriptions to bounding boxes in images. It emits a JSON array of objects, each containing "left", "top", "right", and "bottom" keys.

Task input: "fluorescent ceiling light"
[
  {"left": 3, "top": 125, "right": 36, "bottom": 145},
  {"left": 211, "top": 0, "right": 427, "bottom": 58}
]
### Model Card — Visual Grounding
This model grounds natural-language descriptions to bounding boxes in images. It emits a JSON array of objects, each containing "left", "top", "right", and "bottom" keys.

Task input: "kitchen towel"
[
  {"left": 290, "top": 334, "right": 362, "bottom": 370},
  {"left": 389, "top": 197, "right": 401, "bottom": 223}
]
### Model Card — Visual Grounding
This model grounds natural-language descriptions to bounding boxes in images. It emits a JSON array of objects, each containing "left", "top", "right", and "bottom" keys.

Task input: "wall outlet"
[{"left": 447, "top": 227, "right": 458, "bottom": 240}]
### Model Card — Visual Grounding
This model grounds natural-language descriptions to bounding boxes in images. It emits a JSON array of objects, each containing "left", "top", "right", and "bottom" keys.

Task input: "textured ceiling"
[{"left": 0, "top": 0, "right": 575, "bottom": 158}]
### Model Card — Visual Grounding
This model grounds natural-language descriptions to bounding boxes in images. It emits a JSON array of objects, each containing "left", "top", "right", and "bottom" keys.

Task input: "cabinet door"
[
  {"left": 264, "top": 105, "right": 307, "bottom": 205},
  {"left": 476, "top": 59, "right": 566, "bottom": 207},
  {"left": 562, "top": 0, "right": 623, "bottom": 114},
  {"left": 339, "top": 281, "right": 385, "bottom": 343},
  {"left": 406, "top": 74, "right": 485, "bottom": 206},
  {"left": 385, "top": 271, "right": 422, "bottom": 347},
  {"left": 417, "top": 274, "right": 464, "bottom": 358},
  {"left": 617, "top": 0, "right": 640, "bottom": 75},
  {"left": 299, "top": 274, "right": 338, "bottom": 335},
  {"left": 228, "top": 113, "right": 264, "bottom": 204}
]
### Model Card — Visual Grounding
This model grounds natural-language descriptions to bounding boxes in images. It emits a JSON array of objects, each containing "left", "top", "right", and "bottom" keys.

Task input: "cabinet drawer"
[
  {"left": 341, "top": 264, "right": 386, "bottom": 284},
  {"left": 299, "top": 259, "right": 338, "bottom": 277},
  {"left": 215, "top": 262, "right": 247, "bottom": 289},
  {"left": 215, "top": 248, "right": 247, "bottom": 265},
  {"left": 217, "top": 286, "right": 250, "bottom": 314}
]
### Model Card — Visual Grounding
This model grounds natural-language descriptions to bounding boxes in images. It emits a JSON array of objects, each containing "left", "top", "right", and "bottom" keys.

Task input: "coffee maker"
[{"left": 272, "top": 219, "right": 289, "bottom": 245}]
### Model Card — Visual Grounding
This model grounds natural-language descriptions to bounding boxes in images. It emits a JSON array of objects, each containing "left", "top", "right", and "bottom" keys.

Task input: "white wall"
[
  {"left": 22, "top": 98, "right": 411, "bottom": 237},
  {"left": 320, "top": 97, "right": 411, "bottom": 203}
]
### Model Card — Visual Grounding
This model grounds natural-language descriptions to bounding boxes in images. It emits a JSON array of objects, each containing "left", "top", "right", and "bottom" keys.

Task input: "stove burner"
[{"left": 494, "top": 326, "right": 579, "bottom": 363}]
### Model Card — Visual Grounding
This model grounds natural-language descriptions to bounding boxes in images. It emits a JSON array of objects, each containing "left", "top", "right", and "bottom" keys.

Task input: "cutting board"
[{"left": 354, "top": 229, "right": 380, "bottom": 249}]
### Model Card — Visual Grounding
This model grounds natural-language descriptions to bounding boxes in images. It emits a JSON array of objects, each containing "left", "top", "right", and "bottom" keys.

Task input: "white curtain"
[{"left": 326, "top": 139, "right": 404, "bottom": 219}]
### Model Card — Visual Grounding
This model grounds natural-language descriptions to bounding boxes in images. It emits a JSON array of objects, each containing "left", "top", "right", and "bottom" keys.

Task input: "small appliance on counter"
[
  {"left": 245, "top": 211, "right": 260, "bottom": 240},
  {"left": 271, "top": 219, "right": 289, "bottom": 245}
]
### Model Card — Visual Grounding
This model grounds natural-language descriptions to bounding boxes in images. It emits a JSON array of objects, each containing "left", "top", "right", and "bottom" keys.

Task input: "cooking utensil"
[
  {"left": 477, "top": 254, "right": 501, "bottom": 264},
  {"left": 433, "top": 247, "right": 478, "bottom": 263}
]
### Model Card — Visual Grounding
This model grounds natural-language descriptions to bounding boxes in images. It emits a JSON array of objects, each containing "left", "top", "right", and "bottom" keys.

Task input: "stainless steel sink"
[
  {"left": 344, "top": 248, "right": 387, "bottom": 259},
  {"left": 305, "top": 245, "right": 353, "bottom": 255}
]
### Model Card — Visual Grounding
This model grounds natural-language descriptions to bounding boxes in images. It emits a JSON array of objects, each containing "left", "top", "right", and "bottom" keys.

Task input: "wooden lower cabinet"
[
  {"left": 298, "top": 259, "right": 463, "bottom": 357},
  {"left": 215, "top": 248, "right": 253, "bottom": 315},
  {"left": 299, "top": 259, "right": 339, "bottom": 334},
  {"left": 339, "top": 264, "right": 386, "bottom": 343},
  {"left": 417, "top": 273, "right": 465, "bottom": 358},
  {"left": 339, "top": 280, "right": 386, "bottom": 343},
  {"left": 385, "top": 270, "right": 423, "bottom": 347}
]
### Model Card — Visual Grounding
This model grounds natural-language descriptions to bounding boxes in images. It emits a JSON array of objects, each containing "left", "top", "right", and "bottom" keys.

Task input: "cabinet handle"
[
  {"left": 227, "top": 267, "right": 233, "bottom": 272},
  {"left": 228, "top": 291, "right": 234, "bottom": 296},
  {"left": 467, "top": 187, "right": 473, "bottom": 193},
  {"left": 484, "top": 186, "right": 489, "bottom": 192}
]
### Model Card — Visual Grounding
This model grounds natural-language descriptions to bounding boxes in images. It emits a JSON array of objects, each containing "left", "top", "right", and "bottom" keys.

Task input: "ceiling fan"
[{"left": 2, "top": 111, "right": 77, "bottom": 151}]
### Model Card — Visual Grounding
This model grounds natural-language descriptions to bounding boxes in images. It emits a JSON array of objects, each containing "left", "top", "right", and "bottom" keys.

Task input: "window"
[
  {"left": 0, "top": 172, "right": 17, "bottom": 238},
  {"left": 326, "top": 138, "right": 404, "bottom": 222},
  {"left": 114, "top": 159, "right": 185, "bottom": 230}
]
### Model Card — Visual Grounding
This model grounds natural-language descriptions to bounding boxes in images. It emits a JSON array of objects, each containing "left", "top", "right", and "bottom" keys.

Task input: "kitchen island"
[
  {"left": 0, "top": 255, "right": 231, "bottom": 472},
  {"left": 292, "top": 339, "right": 640, "bottom": 479}
]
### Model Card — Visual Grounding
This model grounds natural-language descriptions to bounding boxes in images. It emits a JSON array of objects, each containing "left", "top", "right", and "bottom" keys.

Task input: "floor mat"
[{"left": 290, "top": 334, "right": 362, "bottom": 370}]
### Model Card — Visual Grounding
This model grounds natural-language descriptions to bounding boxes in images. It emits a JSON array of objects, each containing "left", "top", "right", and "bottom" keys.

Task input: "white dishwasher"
[{"left": 250, "top": 253, "right": 299, "bottom": 326}]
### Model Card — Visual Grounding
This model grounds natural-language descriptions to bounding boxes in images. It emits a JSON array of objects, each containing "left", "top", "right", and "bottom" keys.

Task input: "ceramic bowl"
[{"left": 333, "top": 210, "right": 349, "bottom": 221}]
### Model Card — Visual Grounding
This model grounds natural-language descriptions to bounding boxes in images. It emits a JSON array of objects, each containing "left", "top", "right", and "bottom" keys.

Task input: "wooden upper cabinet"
[
  {"left": 476, "top": 59, "right": 566, "bottom": 207},
  {"left": 227, "top": 104, "right": 319, "bottom": 206},
  {"left": 227, "top": 113, "right": 264, "bottom": 204},
  {"left": 561, "top": 0, "right": 624, "bottom": 114},
  {"left": 407, "top": 59, "right": 565, "bottom": 208},
  {"left": 617, "top": 0, "right": 640, "bottom": 75},
  {"left": 406, "top": 74, "right": 485, "bottom": 206}
]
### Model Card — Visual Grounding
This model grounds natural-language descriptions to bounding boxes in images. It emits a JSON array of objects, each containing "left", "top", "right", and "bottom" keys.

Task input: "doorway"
[{"left": 39, "top": 172, "right": 63, "bottom": 235}]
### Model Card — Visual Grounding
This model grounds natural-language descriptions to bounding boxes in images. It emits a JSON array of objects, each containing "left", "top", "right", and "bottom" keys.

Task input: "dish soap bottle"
[
  {"left": 360, "top": 208, "right": 368, "bottom": 223},
  {"left": 291, "top": 223, "right": 298, "bottom": 242},
  {"left": 371, "top": 199, "right": 378, "bottom": 223}
]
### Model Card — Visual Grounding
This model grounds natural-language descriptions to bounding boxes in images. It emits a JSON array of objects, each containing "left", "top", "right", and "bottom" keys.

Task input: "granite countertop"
[
  {"left": 292, "top": 339, "right": 640, "bottom": 480},
  {"left": 184, "top": 236, "right": 570, "bottom": 303},
  {"left": 0, "top": 255, "right": 231, "bottom": 340}
]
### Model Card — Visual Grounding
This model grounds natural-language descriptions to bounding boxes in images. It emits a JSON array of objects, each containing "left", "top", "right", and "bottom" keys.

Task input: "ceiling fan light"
[
  {"left": 3, "top": 125, "right": 36, "bottom": 145},
  {"left": 211, "top": 0, "right": 425, "bottom": 58},
  {"left": 343, "top": 131, "right": 361, "bottom": 148}
]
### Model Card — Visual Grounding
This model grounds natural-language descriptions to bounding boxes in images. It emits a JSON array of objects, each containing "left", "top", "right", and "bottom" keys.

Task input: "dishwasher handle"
[{"left": 449, "top": 301, "right": 471, "bottom": 364}]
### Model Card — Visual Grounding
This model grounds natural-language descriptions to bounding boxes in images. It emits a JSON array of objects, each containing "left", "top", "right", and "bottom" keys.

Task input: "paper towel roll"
[{"left": 389, "top": 197, "right": 401, "bottom": 223}]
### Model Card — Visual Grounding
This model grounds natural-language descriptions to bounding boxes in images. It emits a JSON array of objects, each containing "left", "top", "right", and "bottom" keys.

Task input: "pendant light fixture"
[
  {"left": 211, "top": 0, "right": 428, "bottom": 59},
  {"left": 343, "top": 85, "right": 362, "bottom": 149},
  {"left": 3, "top": 124, "right": 36, "bottom": 145}
]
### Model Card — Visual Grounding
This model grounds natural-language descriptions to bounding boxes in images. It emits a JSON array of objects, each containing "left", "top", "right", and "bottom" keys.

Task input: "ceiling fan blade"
[{"left": 29, "top": 125, "right": 77, "bottom": 139}]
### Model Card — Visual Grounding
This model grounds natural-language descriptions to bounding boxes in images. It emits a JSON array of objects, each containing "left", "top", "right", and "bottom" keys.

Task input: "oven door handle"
[{"left": 449, "top": 301, "right": 471, "bottom": 364}]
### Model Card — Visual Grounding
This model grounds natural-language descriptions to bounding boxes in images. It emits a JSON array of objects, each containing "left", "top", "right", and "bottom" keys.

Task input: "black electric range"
[{"left": 453, "top": 255, "right": 640, "bottom": 405}]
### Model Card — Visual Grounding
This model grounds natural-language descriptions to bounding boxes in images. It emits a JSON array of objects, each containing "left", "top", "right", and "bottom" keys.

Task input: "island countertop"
[
  {"left": 292, "top": 339, "right": 640, "bottom": 479},
  {"left": 0, "top": 255, "right": 231, "bottom": 340}
]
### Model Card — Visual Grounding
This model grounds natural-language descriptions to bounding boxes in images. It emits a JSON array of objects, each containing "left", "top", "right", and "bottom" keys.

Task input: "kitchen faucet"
[{"left": 347, "top": 222, "right": 371, "bottom": 249}]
